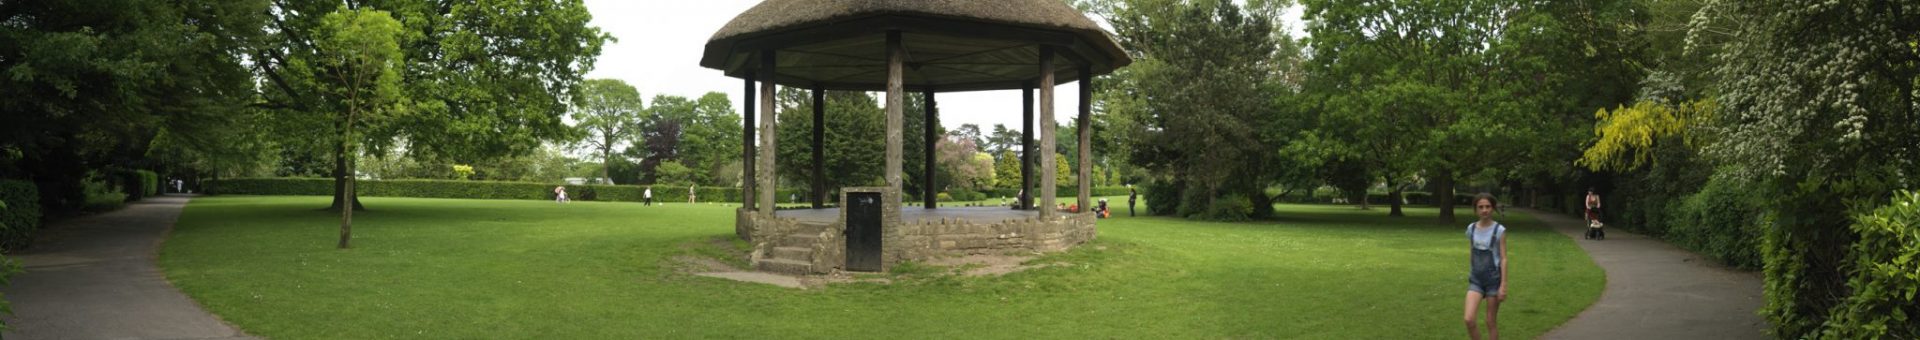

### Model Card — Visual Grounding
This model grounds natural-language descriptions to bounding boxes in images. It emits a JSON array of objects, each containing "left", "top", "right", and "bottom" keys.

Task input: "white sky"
[{"left": 580, "top": 0, "right": 1305, "bottom": 132}]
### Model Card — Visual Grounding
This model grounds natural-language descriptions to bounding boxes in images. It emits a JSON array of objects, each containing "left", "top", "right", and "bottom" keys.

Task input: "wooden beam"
[{"left": 1021, "top": 82, "right": 1034, "bottom": 210}]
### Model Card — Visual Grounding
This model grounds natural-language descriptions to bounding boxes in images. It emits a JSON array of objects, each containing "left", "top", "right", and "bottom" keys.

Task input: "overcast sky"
[{"left": 579, "top": 0, "right": 1304, "bottom": 132}]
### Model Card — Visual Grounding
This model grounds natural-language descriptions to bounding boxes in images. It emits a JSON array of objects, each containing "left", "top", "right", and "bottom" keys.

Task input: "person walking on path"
[
  {"left": 643, "top": 186, "right": 653, "bottom": 206},
  {"left": 554, "top": 186, "right": 569, "bottom": 204},
  {"left": 1464, "top": 193, "right": 1509, "bottom": 340},
  {"left": 1585, "top": 188, "right": 1602, "bottom": 223},
  {"left": 688, "top": 184, "right": 697, "bottom": 204},
  {"left": 1127, "top": 184, "right": 1138, "bottom": 217}
]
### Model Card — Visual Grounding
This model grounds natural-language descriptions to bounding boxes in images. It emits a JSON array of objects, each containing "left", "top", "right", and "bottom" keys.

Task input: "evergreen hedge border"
[
  {"left": 1, "top": 180, "right": 43, "bottom": 251},
  {"left": 204, "top": 178, "right": 798, "bottom": 204}
]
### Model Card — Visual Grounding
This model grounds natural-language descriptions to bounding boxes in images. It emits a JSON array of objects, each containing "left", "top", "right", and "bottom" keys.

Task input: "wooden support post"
[
  {"left": 1038, "top": 46, "right": 1057, "bottom": 219},
  {"left": 1021, "top": 82, "right": 1034, "bottom": 210},
  {"left": 885, "top": 31, "right": 905, "bottom": 193},
  {"left": 743, "top": 72, "right": 756, "bottom": 211},
  {"left": 924, "top": 89, "right": 937, "bottom": 209},
  {"left": 758, "top": 51, "right": 777, "bottom": 216},
  {"left": 811, "top": 86, "right": 826, "bottom": 209},
  {"left": 1078, "top": 65, "right": 1092, "bottom": 211}
]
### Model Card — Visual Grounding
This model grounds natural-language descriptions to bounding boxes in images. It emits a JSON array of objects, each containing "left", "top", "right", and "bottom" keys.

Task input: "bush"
[
  {"left": 1814, "top": 190, "right": 1920, "bottom": 339},
  {"left": 1666, "top": 177, "right": 1765, "bottom": 269},
  {"left": 1144, "top": 180, "right": 1181, "bottom": 216},
  {"left": 1196, "top": 193, "right": 1253, "bottom": 221},
  {"left": 935, "top": 192, "right": 953, "bottom": 202},
  {"left": 1, "top": 180, "right": 42, "bottom": 251},
  {"left": 81, "top": 174, "right": 126, "bottom": 212}
]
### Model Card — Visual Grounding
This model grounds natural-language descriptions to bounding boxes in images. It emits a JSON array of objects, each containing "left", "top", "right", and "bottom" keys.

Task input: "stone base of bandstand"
[{"left": 738, "top": 187, "right": 1097, "bottom": 275}]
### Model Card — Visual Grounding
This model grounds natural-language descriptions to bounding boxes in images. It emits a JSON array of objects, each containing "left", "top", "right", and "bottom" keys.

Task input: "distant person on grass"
[
  {"left": 644, "top": 186, "right": 653, "bottom": 206},
  {"left": 554, "top": 186, "right": 569, "bottom": 204},
  {"left": 1127, "top": 184, "right": 1138, "bottom": 217},
  {"left": 689, "top": 184, "right": 697, "bottom": 204},
  {"left": 1463, "top": 193, "right": 1508, "bottom": 340}
]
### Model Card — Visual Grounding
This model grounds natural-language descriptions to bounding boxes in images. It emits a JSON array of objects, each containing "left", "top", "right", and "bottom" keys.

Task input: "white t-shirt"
[{"left": 644, "top": 188, "right": 652, "bottom": 198}]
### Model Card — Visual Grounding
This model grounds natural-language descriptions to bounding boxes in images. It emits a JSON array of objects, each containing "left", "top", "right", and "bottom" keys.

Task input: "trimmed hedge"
[
  {"left": 205, "top": 178, "right": 800, "bottom": 204},
  {"left": 109, "top": 169, "right": 158, "bottom": 202},
  {"left": 979, "top": 186, "right": 1132, "bottom": 199},
  {"left": 2, "top": 180, "right": 43, "bottom": 251}
]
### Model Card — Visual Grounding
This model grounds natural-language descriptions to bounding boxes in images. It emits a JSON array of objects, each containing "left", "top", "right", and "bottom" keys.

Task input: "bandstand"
[{"left": 700, "top": 0, "right": 1131, "bottom": 273}]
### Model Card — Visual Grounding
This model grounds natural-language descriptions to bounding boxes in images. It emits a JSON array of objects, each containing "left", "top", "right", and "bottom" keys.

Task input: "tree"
[
  {"left": 678, "top": 92, "right": 741, "bottom": 185},
  {"left": 636, "top": 94, "right": 694, "bottom": 183},
  {"left": 985, "top": 124, "right": 1023, "bottom": 156},
  {"left": 993, "top": 151, "right": 1022, "bottom": 189},
  {"left": 1686, "top": 0, "right": 1920, "bottom": 336},
  {"left": 935, "top": 133, "right": 993, "bottom": 191},
  {"left": 571, "top": 79, "right": 643, "bottom": 185},
  {"left": 306, "top": 8, "right": 406, "bottom": 248},
  {"left": 1100, "top": 0, "right": 1294, "bottom": 220},
  {"left": 1, "top": 0, "right": 265, "bottom": 213},
  {"left": 775, "top": 90, "right": 887, "bottom": 193},
  {"left": 254, "top": 0, "right": 609, "bottom": 211}
]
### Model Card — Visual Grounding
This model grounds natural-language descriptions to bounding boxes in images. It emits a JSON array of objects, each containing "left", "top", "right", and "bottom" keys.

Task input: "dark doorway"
[{"left": 844, "top": 192, "right": 883, "bottom": 271}]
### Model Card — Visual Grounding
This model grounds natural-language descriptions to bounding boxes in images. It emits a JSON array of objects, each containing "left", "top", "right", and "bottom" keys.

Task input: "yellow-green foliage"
[{"left": 1578, "top": 99, "right": 1716, "bottom": 171}]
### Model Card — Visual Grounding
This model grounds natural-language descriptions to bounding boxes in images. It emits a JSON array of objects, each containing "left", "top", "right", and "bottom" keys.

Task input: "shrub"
[
  {"left": 1667, "top": 177, "right": 1765, "bottom": 269},
  {"left": 1196, "top": 193, "right": 1253, "bottom": 221},
  {"left": 935, "top": 192, "right": 953, "bottom": 202},
  {"left": 137, "top": 170, "right": 158, "bottom": 198},
  {"left": 1814, "top": 190, "right": 1920, "bottom": 339},
  {"left": 81, "top": 174, "right": 125, "bottom": 212},
  {"left": 1144, "top": 180, "right": 1180, "bottom": 216},
  {"left": 1, "top": 180, "right": 42, "bottom": 251}
]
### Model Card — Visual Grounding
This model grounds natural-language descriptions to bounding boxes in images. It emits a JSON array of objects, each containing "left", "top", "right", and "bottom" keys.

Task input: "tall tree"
[
  {"left": 254, "top": 0, "right": 608, "bottom": 211},
  {"left": 638, "top": 94, "right": 693, "bottom": 183},
  {"left": 1101, "top": 0, "right": 1294, "bottom": 220},
  {"left": 775, "top": 90, "right": 887, "bottom": 193},
  {"left": 570, "top": 79, "right": 643, "bottom": 185},
  {"left": 679, "top": 92, "right": 741, "bottom": 185},
  {"left": 1, "top": 0, "right": 266, "bottom": 213}
]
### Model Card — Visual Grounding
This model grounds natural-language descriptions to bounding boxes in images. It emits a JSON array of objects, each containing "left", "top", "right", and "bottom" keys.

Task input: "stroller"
[{"left": 1584, "top": 215, "right": 1606, "bottom": 240}]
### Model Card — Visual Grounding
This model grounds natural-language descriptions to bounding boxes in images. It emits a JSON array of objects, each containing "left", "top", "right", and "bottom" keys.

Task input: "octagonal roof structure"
[{"left": 700, "top": 0, "right": 1132, "bottom": 92}]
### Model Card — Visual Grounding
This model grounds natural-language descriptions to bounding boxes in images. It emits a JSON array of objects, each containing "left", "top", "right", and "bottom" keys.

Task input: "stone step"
[
  {"left": 771, "top": 246, "right": 813, "bottom": 260},
  {"left": 754, "top": 258, "right": 814, "bottom": 275},
  {"left": 784, "top": 233, "right": 823, "bottom": 246}
]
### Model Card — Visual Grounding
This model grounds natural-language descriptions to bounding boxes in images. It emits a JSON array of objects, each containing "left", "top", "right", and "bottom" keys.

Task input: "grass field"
[{"left": 161, "top": 196, "right": 1602, "bottom": 339}]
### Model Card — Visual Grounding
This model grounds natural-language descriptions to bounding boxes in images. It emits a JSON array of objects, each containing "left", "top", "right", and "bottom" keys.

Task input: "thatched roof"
[{"left": 700, "top": 0, "right": 1132, "bottom": 92}]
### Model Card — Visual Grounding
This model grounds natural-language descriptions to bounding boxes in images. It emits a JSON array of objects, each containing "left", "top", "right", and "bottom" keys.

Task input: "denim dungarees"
[{"left": 1467, "top": 222, "right": 1505, "bottom": 294}]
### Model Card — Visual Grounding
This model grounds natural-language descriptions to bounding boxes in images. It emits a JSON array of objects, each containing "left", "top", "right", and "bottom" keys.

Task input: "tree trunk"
[
  {"left": 1387, "top": 177, "right": 1405, "bottom": 217},
  {"left": 1436, "top": 168, "right": 1456, "bottom": 223},
  {"left": 601, "top": 146, "right": 613, "bottom": 185},
  {"left": 328, "top": 148, "right": 365, "bottom": 212}
]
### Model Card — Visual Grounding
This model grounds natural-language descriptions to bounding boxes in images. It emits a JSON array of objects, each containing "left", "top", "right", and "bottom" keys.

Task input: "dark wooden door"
[{"left": 844, "top": 192, "right": 883, "bottom": 271}]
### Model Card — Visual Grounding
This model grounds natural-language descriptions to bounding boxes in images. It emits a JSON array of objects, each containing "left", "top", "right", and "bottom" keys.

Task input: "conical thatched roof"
[{"left": 700, "top": 0, "right": 1131, "bottom": 92}]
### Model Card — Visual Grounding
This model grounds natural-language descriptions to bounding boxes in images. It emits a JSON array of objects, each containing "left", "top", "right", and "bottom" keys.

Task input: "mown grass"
[{"left": 161, "top": 196, "right": 1600, "bottom": 339}]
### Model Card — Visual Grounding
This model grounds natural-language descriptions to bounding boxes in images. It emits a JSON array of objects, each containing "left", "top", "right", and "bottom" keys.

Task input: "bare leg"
[
  {"left": 1486, "top": 295, "right": 1501, "bottom": 340},
  {"left": 1464, "top": 291, "right": 1484, "bottom": 340}
]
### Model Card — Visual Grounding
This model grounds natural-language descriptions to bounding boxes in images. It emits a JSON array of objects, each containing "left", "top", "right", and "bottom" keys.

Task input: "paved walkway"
[
  {"left": 2, "top": 195, "right": 255, "bottom": 340},
  {"left": 1522, "top": 208, "right": 1769, "bottom": 340}
]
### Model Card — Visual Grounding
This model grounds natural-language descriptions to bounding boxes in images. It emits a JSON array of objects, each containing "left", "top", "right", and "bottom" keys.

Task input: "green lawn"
[{"left": 161, "top": 196, "right": 1602, "bottom": 339}]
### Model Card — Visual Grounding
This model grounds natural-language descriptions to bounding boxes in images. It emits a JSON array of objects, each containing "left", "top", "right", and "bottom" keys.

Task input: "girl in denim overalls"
[{"left": 1463, "top": 193, "right": 1507, "bottom": 340}]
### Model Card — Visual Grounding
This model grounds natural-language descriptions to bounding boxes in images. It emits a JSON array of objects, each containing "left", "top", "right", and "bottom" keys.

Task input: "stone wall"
[
  {"left": 895, "top": 212, "right": 1098, "bottom": 261},
  {"left": 741, "top": 186, "right": 1098, "bottom": 274}
]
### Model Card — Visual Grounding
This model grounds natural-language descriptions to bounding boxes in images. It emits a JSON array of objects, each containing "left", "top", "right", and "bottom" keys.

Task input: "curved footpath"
[
  {"left": 1522, "top": 208, "right": 1769, "bottom": 340},
  {"left": 1, "top": 195, "right": 255, "bottom": 340}
]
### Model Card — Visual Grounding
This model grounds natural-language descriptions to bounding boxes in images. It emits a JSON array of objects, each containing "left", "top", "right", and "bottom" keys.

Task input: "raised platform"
[
  {"left": 775, "top": 207, "right": 1040, "bottom": 225},
  {"left": 739, "top": 188, "right": 1098, "bottom": 274}
]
